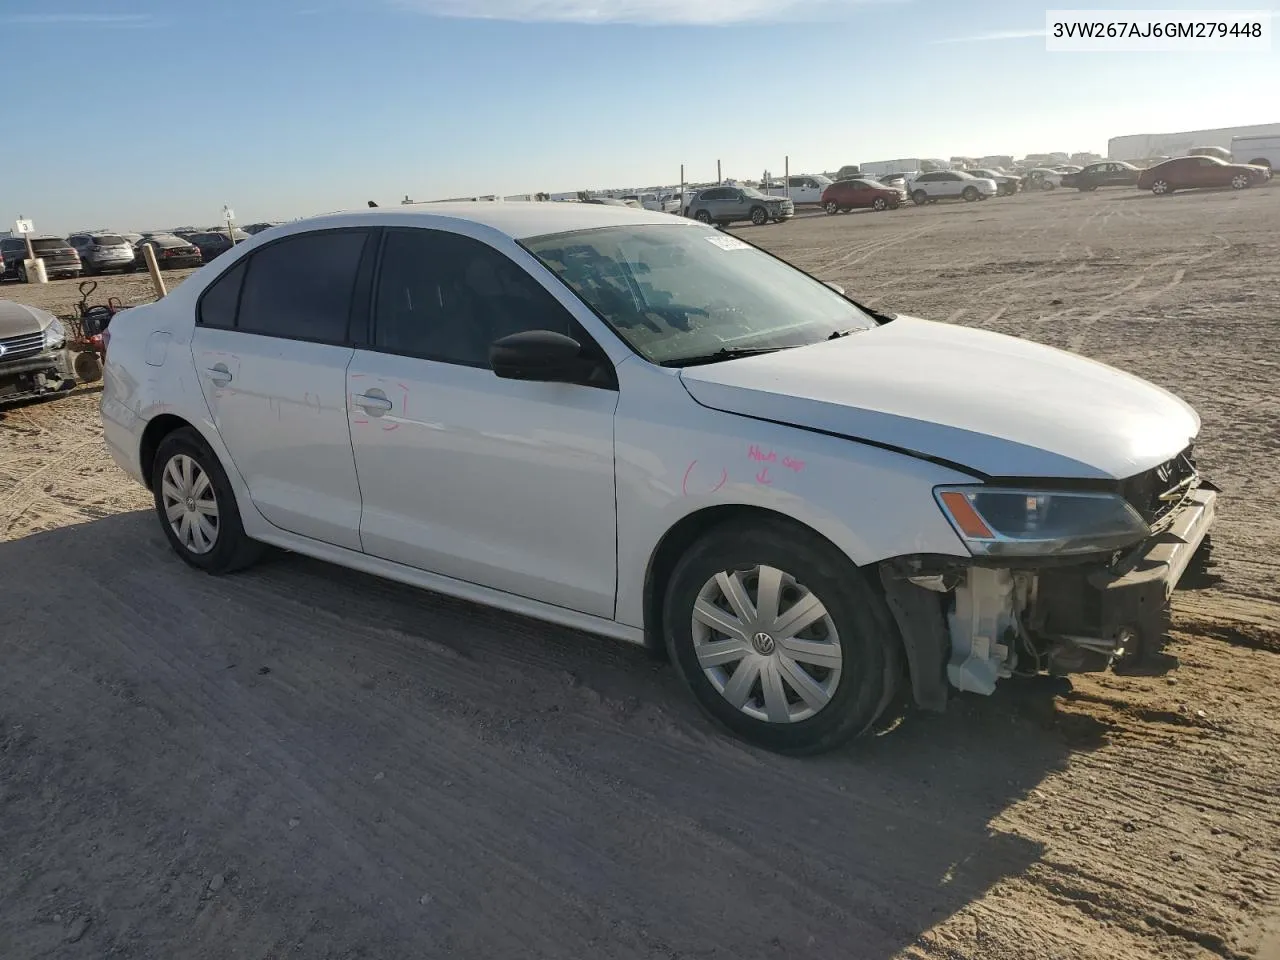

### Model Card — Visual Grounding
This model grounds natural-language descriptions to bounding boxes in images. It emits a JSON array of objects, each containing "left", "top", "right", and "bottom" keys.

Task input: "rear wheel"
[
  {"left": 663, "top": 518, "right": 900, "bottom": 755},
  {"left": 824, "top": 200, "right": 839, "bottom": 215},
  {"left": 694, "top": 210, "right": 712, "bottom": 224},
  {"left": 1151, "top": 179, "right": 1172, "bottom": 195},
  {"left": 152, "top": 427, "right": 263, "bottom": 574},
  {"left": 911, "top": 189, "right": 928, "bottom": 205},
  {"left": 873, "top": 197, "right": 887, "bottom": 211}
]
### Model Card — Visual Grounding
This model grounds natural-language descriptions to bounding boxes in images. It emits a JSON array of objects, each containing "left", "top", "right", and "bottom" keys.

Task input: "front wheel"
[
  {"left": 1231, "top": 173, "right": 1250, "bottom": 190},
  {"left": 873, "top": 197, "right": 887, "bottom": 211},
  {"left": 911, "top": 189, "right": 928, "bottom": 205},
  {"left": 749, "top": 206, "right": 768, "bottom": 225},
  {"left": 663, "top": 518, "right": 900, "bottom": 755},
  {"left": 152, "top": 427, "right": 263, "bottom": 574},
  {"left": 962, "top": 186, "right": 979, "bottom": 202}
]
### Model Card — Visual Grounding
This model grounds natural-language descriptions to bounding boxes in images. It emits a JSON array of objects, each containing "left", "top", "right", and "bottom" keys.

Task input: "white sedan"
[{"left": 100, "top": 204, "right": 1216, "bottom": 754}]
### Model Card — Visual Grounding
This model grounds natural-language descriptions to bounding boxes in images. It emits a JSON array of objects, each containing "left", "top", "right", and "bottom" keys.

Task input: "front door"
[
  {"left": 347, "top": 226, "right": 620, "bottom": 617},
  {"left": 190, "top": 229, "right": 371, "bottom": 550}
]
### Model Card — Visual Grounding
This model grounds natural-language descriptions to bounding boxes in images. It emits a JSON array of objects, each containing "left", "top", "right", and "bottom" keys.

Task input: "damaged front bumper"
[
  {"left": 880, "top": 478, "right": 1219, "bottom": 712},
  {"left": 0, "top": 348, "right": 80, "bottom": 404}
]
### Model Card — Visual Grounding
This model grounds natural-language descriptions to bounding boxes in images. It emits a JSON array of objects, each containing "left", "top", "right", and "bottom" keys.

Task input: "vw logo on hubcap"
[{"left": 752, "top": 631, "right": 776, "bottom": 655}]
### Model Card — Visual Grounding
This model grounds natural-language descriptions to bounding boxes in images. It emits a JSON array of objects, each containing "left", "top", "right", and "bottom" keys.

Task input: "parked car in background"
[
  {"left": 620, "top": 193, "right": 681, "bottom": 214},
  {"left": 118, "top": 232, "right": 144, "bottom": 246},
  {"left": 686, "top": 186, "right": 794, "bottom": 225},
  {"left": 0, "top": 299, "right": 81, "bottom": 403},
  {"left": 877, "top": 172, "right": 911, "bottom": 192},
  {"left": 1021, "top": 168, "right": 1064, "bottom": 191},
  {"left": 135, "top": 234, "right": 204, "bottom": 270},
  {"left": 101, "top": 202, "right": 1217, "bottom": 754},
  {"left": 1061, "top": 161, "right": 1141, "bottom": 191},
  {"left": 963, "top": 168, "right": 1020, "bottom": 196},
  {"left": 820, "top": 178, "right": 905, "bottom": 213},
  {"left": 834, "top": 165, "right": 861, "bottom": 180},
  {"left": 242, "top": 222, "right": 280, "bottom": 235},
  {"left": 779, "top": 175, "right": 833, "bottom": 206},
  {"left": 908, "top": 171, "right": 998, "bottom": 205},
  {"left": 1231, "top": 134, "right": 1280, "bottom": 172},
  {"left": 69, "top": 232, "right": 137, "bottom": 275},
  {"left": 185, "top": 230, "right": 252, "bottom": 262},
  {"left": 1137, "top": 155, "right": 1271, "bottom": 195},
  {"left": 0, "top": 235, "right": 81, "bottom": 282},
  {"left": 1187, "top": 145, "right": 1232, "bottom": 162}
]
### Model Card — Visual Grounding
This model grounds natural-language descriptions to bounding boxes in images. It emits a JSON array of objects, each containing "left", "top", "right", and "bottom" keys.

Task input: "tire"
[
  {"left": 663, "top": 518, "right": 901, "bottom": 755},
  {"left": 873, "top": 197, "right": 887, "bottom": 211},
  {"left": 824, "top": 200, "right": 839, "bottom": 215},
  {"left": 889, "top": 198, "right": 900, "bottom": 209},
  {"left": 962, "top": 186, "right": 979, "bottom": 202},
  {"left": 1151, "top": 179, "right": 1172, "bottom": 195},
  {"left": 1041, "top": 180, "right": 1055, "bottom": 191},
  {"left": 694, "top": 210, "right": 712, "bottom": 224},
  {"left": 1231, "top": 173, "right": 1250, "bottom": 190},
  {"left": 151, "top": 427, "right": 263, "bottom": 574},
  {"left": 911, "top": 189, "right": 928, "bottom": 205},
  {"left": 749, "top": 206, "right": 768, "bottom": 226}
]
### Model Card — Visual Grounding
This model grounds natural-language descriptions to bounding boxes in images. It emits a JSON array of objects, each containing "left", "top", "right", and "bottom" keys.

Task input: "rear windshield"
[
  {"left": 32, "top": 238, "right": 70, "bottom": 252},
  {"left": 93, "top": 234, "right": 126, "bottom": 245},
  {"left": 154, "top": 237, "right": 190, "bottom": 248}
]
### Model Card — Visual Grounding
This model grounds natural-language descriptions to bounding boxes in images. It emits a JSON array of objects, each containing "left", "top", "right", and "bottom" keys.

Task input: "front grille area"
[
  {"left": 1119, "top": 445, "right": 1198, "bottom": 526},
  {"left": 0, "top": 331, "right": 46, "bottom": 363}
]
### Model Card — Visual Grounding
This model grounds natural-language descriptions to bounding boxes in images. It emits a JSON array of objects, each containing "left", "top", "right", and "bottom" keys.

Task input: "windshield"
[
  {"left": 741, "top": 187, "right": 769, "bottom": 199},
  {"left": 523, "top": 224, "right": 876, "bottom": 365}
]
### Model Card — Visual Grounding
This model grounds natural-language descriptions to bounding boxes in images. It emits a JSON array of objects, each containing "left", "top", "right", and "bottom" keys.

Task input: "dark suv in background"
[
  {"left": 0, "top": 235, "right": 81, "bottom": 282},
  {"left": 685, "top": 186, "right": 794, "bottom": 226}
]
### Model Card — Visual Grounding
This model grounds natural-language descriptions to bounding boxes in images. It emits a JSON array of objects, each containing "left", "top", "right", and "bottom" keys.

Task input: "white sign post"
[{"left": 14, "top": 216, "right": 39, "bottom": 282}]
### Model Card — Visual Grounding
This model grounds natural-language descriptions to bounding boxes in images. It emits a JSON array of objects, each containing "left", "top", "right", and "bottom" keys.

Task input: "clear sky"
[{"left": 1, "top": 1, "right": 1275, "bottom": 232}]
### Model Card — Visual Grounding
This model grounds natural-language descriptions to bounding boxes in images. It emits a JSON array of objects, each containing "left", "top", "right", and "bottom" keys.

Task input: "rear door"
[{"left": 189, "top": 228, "right": 372, "bottom": 550}]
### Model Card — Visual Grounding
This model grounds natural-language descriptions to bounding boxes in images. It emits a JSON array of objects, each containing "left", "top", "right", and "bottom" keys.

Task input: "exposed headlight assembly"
[
  {"left": 934, "top": 486, "right": 1150, "bottom": 557},
  {"left": 43, "top": 318, "right": 66, "bottom": 350}
]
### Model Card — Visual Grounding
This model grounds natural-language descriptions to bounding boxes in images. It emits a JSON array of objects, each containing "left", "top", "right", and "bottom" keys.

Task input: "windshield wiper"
[{"left": 662, "top": 345, "right": 787, "bottom": 367}]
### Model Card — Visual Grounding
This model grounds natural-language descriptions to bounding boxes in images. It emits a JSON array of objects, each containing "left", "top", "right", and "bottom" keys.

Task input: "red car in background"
[
  {"left": 820, "top": 178, "right": 906, "bottom": 214},
  {"left": 1137, "top": 155, "right": 1270, "bottom": 195}
]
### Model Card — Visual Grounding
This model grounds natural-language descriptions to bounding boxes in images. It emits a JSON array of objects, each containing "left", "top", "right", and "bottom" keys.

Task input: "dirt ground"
[{"left": 2, "top": 188, "right": 1279, "bottom": 960}]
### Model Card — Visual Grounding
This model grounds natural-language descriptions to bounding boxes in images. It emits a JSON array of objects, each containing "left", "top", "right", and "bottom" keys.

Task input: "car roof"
[{"left": 272, "top": 202, "right": 687, "bottom": 241}]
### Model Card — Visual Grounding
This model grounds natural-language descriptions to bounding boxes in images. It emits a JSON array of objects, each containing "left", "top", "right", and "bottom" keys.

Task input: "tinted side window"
[
  {"left": 198, "top": 259, "right": 247, "bottom": 329},
  {"left": 237, "top": 230, "right": 367, "bottom": 342},
  {"left": 373, "top": 228, "right": 579, "bottom": 368}
]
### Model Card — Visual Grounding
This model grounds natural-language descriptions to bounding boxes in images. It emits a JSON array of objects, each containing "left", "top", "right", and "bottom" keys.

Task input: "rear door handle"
[
  {"left": 205, "top": 364, "right": 232, "bottom": 385},
  {"left": 353, "top": 392, "right": 393, "bottom": 414}
]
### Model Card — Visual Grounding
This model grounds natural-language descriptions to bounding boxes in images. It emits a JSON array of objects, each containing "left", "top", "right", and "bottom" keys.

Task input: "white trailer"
[
  {"left": 859, "top": 158, "right": 926, "bottom": 177},
  {"left": 1231, "top": 134, "right": 1280, "bottom": 171},
  {"left": 1109, "top": 123, "right": 1280, "bottom": 161}
]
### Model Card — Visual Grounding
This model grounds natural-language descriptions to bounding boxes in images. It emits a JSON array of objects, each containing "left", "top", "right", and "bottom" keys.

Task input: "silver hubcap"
[
  {"left": 691, "top": 565, "right": 842, "bottom": 724},
  {"left": 1232, "top": 176, "right": 1246, "bottom": 188},
  {"left": 1154, "top": 181, "right": 1167, "bottom": 193},
  {"left": 161, "top": 454, "right": 219, "bottom": 554}
]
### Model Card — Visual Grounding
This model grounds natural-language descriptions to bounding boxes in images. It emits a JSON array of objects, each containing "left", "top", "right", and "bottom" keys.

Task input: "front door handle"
[
  {"left": 205, "top": 364, "right": 232, "bottom": 386},
  {"left": 353, "top": 392, "right": 393, "bottom": 415}
]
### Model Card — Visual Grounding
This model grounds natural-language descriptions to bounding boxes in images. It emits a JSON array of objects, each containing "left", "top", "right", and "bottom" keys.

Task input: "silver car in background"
[
  {"left": 685, "top": 186, "right": 795, "bottom": 226},
  {"left": 69, "top": 233, "right": 137, "bottom": 275}
]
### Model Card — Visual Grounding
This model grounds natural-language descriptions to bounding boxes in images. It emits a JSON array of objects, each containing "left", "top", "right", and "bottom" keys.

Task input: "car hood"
[
  {"left": 0, "top": 299, "right": 54, "bottom": 337},
  {"left": 677, "top": 316, "right": 1199, "bottom": 480}
]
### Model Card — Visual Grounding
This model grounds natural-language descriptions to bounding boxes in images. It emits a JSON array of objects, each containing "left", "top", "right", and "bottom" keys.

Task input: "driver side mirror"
[{"left": 490, "top": 329, "right": 591, "bottom": 383}]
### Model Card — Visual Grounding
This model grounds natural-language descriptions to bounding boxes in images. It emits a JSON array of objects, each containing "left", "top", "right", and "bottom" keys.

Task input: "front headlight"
[
  {"left": 43, "top": 318, "right": 66, "bottom": 350},
  {"left": 934, "top": 486, "right": 1149, "bottom": 557}
]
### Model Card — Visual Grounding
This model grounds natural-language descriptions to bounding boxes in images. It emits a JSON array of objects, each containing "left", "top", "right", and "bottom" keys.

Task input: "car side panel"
[{"left": 610, "top": 358, "right": 973, "bottom": 630}]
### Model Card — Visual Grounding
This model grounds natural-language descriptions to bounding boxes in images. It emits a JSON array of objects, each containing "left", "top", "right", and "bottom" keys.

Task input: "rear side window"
[
  {"left": 236, "top": 230, "right": 367, "bottom": 342},
  {"left": 198, "top": 259, "right": 246, "bottom": 329}
]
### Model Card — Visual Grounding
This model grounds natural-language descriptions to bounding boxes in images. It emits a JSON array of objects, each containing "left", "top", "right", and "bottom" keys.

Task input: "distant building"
[{"left": 1108, "top": 122, "right": 1280, "bottom": 160}]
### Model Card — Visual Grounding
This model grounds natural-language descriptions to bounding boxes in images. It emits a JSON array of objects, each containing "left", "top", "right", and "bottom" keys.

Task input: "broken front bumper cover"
[{"left": 881, "top": 481, "right": 1219, "bottom": 709}]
